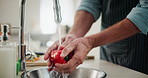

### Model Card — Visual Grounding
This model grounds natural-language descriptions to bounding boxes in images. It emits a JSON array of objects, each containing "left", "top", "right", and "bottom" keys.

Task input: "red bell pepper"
[{"left": 49, "top": 48, "right": 74, "bottom": 65}]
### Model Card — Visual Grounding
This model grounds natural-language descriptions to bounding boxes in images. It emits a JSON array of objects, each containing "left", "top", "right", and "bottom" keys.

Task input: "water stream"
[
  {"left": 55, "top": 23, "right": 69, "bottom": 78},
  {"left": 57, "top": 23, "right": 62, "bottom": 50}
]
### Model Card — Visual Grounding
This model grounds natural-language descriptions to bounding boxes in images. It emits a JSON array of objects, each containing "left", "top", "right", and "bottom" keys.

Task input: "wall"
[
  {"left": 0, "top": 0, "right": 40, "bottom": 34},
  {"left": 0, "top": 0, "right": 19, "bottom": 26},
  {"left": 25, "top": 0, "right": 40, "bottom": 34}
]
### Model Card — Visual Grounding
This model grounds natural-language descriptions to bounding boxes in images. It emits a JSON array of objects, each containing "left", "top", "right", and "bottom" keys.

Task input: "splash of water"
[
  {"left": 62, "top": 72, "right": 69, "bottom": 78},
  {"left": 49, "top": 70, "right": 69, "bottom": 78}
]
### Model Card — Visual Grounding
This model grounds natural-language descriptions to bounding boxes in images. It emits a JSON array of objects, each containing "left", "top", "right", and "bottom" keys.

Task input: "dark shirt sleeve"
[
  {"left": 127, "top": 0, "right": 148, "bottom": 35},
  {"left": 77, "top": 0, "right": 102, "bottom": 21}
]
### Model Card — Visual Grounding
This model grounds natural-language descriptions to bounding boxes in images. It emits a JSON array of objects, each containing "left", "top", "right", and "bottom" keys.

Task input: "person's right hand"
[{"left": 44, "top": 34, "right": 77, "bottom": 68}]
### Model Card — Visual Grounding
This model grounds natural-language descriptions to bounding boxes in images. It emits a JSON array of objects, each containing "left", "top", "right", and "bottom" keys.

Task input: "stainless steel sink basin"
[{"left": 21, "top": 67, "right": 107, "bottom": 78}]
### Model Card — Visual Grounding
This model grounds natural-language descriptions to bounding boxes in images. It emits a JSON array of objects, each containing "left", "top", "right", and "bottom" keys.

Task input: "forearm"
[
  {"left": 68, "top": 10, "right": 95, "bottom": 38},
  {"left": 86, "top": 18, "right": 140, "bottom": 48}
]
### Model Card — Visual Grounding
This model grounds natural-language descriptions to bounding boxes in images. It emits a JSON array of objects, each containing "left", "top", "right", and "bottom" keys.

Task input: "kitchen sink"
[{"left": 21, "top": 67, "right": 107, "bottom": 78}]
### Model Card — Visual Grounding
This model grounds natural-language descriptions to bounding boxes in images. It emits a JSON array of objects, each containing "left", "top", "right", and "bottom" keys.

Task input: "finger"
[
  {"left": 61, "top": 37, "right": 66, "bottom": 43},
  {"left": 56, "top": 37, "right": 66, "bottom": 50},
  {"left": 55, "top": 54, "right": 82, "bottom": 70},
  {"left": 55, "top": 63, "right": 68, "bottom": 70},
  {"left": 60, "top": 42, "right": 77, "bottom": 58},
  {"left": 54, "top": 61, "right": 79, "bottom": 73},
  {"left": 61, "top": 35, "right": 76, "bottom": 47},
  {"left": 61, "top": 64, "right": 78, "bottom": 73},
  {"left": 47, "top": 60, "right": 55, "bottom": 71},
  {"left": 49, "top": 41, "right": 59, "bottom": 51},
  {"left": 59, "top": 46, "right": 65, "bottom": 50},
  {"left": 44, "top": 41, "right": 59, "bottom": 60},
  {"left": 55, "top": 54, "right": 83, "bottom": 73},
  {"left": 44, "top": 52, "right": 50, "bottom": 60},
  {"left": 47, "top": 60, "right": 52, "bottom": 67},
  {"left": 47, "top": 62, "right": 54, "bottom": 71}
]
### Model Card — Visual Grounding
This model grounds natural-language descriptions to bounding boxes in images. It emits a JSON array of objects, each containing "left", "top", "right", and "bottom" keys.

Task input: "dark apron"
[{"left": 100, "top": 0, "right": 148, "bottom": 74}]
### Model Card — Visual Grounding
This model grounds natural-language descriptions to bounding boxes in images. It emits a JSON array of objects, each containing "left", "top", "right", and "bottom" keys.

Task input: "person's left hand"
[{"left": 54, "top": 37, "right": 93, "bottom": 73}]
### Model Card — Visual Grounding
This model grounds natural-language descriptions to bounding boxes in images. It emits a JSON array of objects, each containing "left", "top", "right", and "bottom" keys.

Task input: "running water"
[
  {"left": 57, "top": 23, "right": 62, "bottom": 50},
  {"left": 62, "top": 72, "right": 69, "bottom": 78},
  {"left": 50, "top": 70, "right": 69, "bottom": 78},
  {"left": 55, "top": 23, "right": 69, "bottom": 78}
]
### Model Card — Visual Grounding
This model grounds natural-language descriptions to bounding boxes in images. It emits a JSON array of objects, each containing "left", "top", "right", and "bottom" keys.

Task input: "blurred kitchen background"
[{"left": 0, "top": 0, "right": 101, "bottom": 59}]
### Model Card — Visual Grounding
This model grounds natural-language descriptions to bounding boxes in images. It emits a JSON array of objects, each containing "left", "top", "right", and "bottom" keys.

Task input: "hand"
[
  {"left": 54, "top": 37, "right": 93, "bottom": 73},
  {"left": 44, "top": 34, "right": 77, "bottom": 68}
]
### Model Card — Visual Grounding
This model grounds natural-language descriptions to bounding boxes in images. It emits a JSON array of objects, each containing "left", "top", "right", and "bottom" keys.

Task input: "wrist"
[
  {"left": 66, "top": 34, "right": 78, "bottom": 41},
  {"left": 85, "top": 36, "right": 95, "bottom": 49},
  {"left": 67, "top": 32, "right": 82, "bottom": 38}
]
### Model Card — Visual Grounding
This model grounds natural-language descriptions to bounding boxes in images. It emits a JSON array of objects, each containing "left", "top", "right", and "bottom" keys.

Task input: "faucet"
[
  {"left": 19, "top": 0, "right": 62, "bottom": 71},
  {"left": 53, "top": 0, "right": 62, "bottom": 23},
  {"left": 19, "top": 0, "right": 27, "bottom": 71}
]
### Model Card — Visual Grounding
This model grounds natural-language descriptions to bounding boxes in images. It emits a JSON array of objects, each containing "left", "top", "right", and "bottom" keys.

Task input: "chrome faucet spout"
[
  {"left": 53, "top": 0, "right": 62, "bottom": 23},
  {"left": 20, "top": 0, "right": 26, "bottom": 45},
  {"left": 19, "top": 0, "right": 27, "bottom": 71}
]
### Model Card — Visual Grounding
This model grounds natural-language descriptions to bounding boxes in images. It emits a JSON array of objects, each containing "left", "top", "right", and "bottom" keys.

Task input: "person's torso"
[
  {"left": 100, "top": 0, "right": 148, "bottom": 74},
  {"left": 101, "top": 0, "right": 139, "bottom": 27}
]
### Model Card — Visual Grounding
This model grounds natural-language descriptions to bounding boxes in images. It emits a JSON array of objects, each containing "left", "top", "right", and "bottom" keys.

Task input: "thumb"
[{"left": 60, "top": 43, "right": 76, "bottom": 58}]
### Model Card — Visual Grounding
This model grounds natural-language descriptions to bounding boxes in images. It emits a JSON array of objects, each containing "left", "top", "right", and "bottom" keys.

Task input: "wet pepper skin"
[
  {"left": 49, "top": 50, "right": 67, "bottom": 64},
  {"left": 49, "top": 48, "right": 74, "bottom": 65}
]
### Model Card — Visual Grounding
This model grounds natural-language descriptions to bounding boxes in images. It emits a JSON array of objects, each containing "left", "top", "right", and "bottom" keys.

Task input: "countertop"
[
  {"left": 78, "top": 59, "right": 148, "bottom": 78},
  {"left": 24, "top": 59, "right": 148, "bottom": 78}
]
